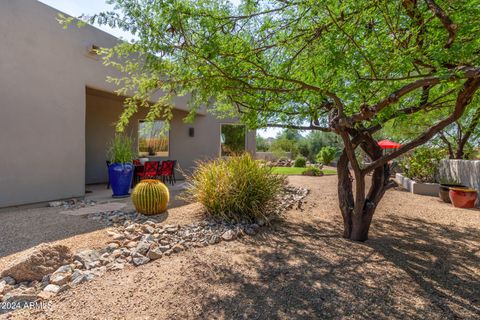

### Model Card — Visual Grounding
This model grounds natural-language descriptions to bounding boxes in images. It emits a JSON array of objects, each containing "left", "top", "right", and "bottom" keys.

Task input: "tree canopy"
[{"left": 71, "top": 0, "right": 480, "bottom": 241}]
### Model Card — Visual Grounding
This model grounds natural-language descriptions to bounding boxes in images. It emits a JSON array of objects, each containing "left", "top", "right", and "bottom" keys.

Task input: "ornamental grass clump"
[{"left": 182, "top": 154, "right": 285, "bottom": 223}]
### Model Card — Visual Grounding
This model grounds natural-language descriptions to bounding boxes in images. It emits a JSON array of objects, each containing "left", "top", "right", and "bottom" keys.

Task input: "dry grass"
[{"left": 6, "top": 175, "right": 480, "bottom": 320}]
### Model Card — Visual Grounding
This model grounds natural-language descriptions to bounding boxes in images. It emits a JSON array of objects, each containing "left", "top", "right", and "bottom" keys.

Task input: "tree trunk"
[
  {"left": 337, "top": 134, "right": 390, "bottom": 242},
  {"left": 337, "top": 150, "right": 354, "bottom": 238}
]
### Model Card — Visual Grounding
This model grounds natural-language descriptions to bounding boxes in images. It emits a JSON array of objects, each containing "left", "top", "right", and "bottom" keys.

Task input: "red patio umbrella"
[{"left": 378, "top": 139, "right": 401, "bottom": 149}]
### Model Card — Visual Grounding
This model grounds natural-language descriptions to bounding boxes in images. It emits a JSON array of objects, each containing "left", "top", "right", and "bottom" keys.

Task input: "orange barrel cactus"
[{"left": 132, "top": 179, "right": 170, "bottom": 215}]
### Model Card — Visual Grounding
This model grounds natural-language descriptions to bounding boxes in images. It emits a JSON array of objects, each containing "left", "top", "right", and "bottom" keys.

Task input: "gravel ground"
[
  {"left": 0, "top": 188, "right": 194, "bottom": 273},
  {"left": 3, "top": 175, "right": 480, "bottom": 319}
]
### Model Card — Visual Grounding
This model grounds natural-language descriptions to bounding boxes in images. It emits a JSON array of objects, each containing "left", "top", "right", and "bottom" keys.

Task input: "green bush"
[
  {"left": 400, "top": 147, "right": 446, "bottom": 183},
  {"left": 316, "top": 146, "right": 337, "bottom": 165},
  {"left": 294, "top": 156, "right": 307, "bottom": 167},
  {"left": 107, "top": 134, "right": 135, "bottom": 164},
  {"left": 302, "top": 167, "right": 323, "bottom": 176},
  {"left": 181, "top": 154, "right": 285, "bottom": 222}
]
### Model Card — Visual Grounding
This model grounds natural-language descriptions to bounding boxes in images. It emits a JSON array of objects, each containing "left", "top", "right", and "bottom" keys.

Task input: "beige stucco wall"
[
  {"left": 0, "top": 1, "right": 255, "bottom": 207},
  {"left": 85, "top": 89, "right": 255, "bottom": 184}
]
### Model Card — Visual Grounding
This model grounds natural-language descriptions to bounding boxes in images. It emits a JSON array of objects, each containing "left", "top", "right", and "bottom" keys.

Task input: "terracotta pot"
[
  {"left": 449, "top": 188, "right": 478, "bottom": 209},
  {"left": 438, "top": 184, "right": 466, "bottom": 203}
]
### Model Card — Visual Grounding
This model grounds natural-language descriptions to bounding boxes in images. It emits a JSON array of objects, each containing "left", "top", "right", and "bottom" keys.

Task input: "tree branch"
[
  {"left": 362, "top": 77, "right": 480, "bottom": 173},
  {"left": 265, "top": 123, "right": 332, "bottom": 132},
  {"left": 424, "top": 0, "right": 457, "bottom": 48}
]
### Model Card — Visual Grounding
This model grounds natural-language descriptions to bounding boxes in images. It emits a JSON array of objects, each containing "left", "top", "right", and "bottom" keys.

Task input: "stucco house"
[{"left": 0, "top": 1, "right": 255, "bottom": 208}]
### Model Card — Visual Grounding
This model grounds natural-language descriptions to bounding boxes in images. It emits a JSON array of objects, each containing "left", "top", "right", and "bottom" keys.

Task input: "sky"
[{"left": 38, "top": 0, "right": 279, "bottom": 138}]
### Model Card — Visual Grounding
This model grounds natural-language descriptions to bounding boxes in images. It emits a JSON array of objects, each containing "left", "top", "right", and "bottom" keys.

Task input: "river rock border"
[{"left": 0, "top": 185, "right": 308, "bottom": 313}]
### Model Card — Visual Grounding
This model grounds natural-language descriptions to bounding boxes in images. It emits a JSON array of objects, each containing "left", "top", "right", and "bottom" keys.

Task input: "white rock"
[
  {"left": 48, "top": 201, "right": 63, "bottom": 207},
  {"left": 43, "top": 284, "right": 61, "bottom": 294},
  {"left": 221, "top": 230, "right": 236, "bottom": 241}
]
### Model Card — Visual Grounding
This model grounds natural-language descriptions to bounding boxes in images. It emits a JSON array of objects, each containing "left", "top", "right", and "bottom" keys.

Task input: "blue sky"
[{"left": 38, "top": 0, "right": 279, "bottom": 138}]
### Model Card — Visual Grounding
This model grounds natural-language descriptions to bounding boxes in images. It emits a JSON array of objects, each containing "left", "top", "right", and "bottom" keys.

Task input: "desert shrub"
[
  {"left": 294, "top": 156, "right": 307, "bottom": 167},
  {"left": 181, "top": 154, "right": 285, "bottom": 222},
  {"left": 316, "top": 146, "right": 337, "bottom": 165},
  {"left": 400, "top": 147, "right": 446, "bottom": 183},
  {"left": 302, "top": 167, "right": 323, "bottom": 176}
]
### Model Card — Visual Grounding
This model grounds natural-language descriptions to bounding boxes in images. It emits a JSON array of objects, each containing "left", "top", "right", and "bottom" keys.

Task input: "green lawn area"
[{"left": 271, "top": 167, "right": 337, "bottom": 175}]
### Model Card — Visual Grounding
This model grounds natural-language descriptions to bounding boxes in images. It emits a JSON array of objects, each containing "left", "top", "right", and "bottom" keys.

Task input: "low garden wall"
[
  {"left": 439, "top": 159, "right": 480, "bottom": 207},
  {"left": 395, "top": 173, "right": 440, "bottom": 197}
]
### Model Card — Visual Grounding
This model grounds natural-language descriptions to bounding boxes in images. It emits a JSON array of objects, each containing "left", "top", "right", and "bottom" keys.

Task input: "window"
[
  {"left": 220, "top": 124, "right": 246, "bottom": 156},
  {"left": 138, "top": 120, "right": 169, "bottom": 157}
]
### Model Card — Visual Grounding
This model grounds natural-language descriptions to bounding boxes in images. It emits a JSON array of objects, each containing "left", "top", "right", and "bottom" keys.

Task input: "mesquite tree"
[
  {"left": 382, "top": 102, "right": 480, "bottom": 159},
  {"left": 74, "top": 0, "right": 480, "bottom": 241}
]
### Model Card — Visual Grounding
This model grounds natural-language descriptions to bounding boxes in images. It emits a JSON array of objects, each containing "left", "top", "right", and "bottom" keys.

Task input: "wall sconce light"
[{"left": 189, "top": 127, "right": 195, "bottom": 137}]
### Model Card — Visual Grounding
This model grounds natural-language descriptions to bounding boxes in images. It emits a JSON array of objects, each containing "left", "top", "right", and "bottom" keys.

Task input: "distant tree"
[
  {"left": 317, "top": 146, "right": 338, "bottom": 166},
  {"left": 269, "top": 137, "right": 298, "bottom": 158},
  {"left": 80, "top": 0, "right": 480, "bottom": 241},
  {"left": 305, "top": 131, "right": 343, "bottom": 162},
  {"left": 382, "top": 103, "right": 480, "bottom": 159},
  {"left": 297, "top": 140, "right": 311, "bottom": 159},
  {"left": 255, "top": 134, "right": 270, "bottom": 152}
]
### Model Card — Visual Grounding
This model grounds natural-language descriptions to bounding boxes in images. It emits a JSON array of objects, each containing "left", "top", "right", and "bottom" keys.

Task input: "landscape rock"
[
  {"left": 0, "top": 281, "right": 5, "bottom": 294},
  {"left": 70, "top": 271, "right": 95, "bottom": 286},
  {"left": 48, "top": 201, "right": 63, "bottom": 207},
  {"left": 134, "top": 241, "right": 151, "bottom": 256},
  {"left": 43, "top": 284, "right": 61, "bottom": 294},
  {"left": 171, "top": 244, "right": 185, "bottom": 253},
  {"left": 2, "top": 276, "right": 16, "bottom": 286},
  {"left": 49, "top": 265, "right": 73, "bottom": 286},
  {"left": 0, "top": 244, "right": 72, "bottom": 282},
  {"left": 132, "top": 253, "right": 150, "bottom": 266},
  {"left": 147, "top": 248, "right": 163, "bottom": 260},
  {"left": 221, "top": 230, "right": 236, "bottom": 241},
  {"left": 244, "top": 226, "right": 257, "bottom": 236},
  {"left": 73, "top": 250, "right": 101, "bottom": 270}
]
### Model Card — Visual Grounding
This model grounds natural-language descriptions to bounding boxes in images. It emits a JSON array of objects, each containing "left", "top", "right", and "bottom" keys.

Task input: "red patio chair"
[
  {"left": 136, "top": 161, "right": 159, "bottom": 180},
  {"left": 132, "top": 159, "right": 144, "bottom": 187},
  {"left": 158, "top": 160, "right": 176, "bottom": 185}
]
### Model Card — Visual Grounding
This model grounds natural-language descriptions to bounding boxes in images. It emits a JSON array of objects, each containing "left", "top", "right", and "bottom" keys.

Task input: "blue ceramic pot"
[{"left": 108, "top": 162, "right": 134, "bottom": 197}]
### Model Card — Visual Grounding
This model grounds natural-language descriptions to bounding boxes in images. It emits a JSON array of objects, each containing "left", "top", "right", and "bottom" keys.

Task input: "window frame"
[{"left": 137, "top": 119, "right": 170, "bottom": 157}]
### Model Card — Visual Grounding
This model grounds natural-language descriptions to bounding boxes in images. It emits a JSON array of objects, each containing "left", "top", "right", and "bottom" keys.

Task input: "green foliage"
[
  {"left": 305, "top": 132, "right": 343, "bottom": 162},
  {"left": 221, "top": 124, "right": 246, "bottom": 156},
  {"left": 302, "top": 167, "right": 323, "bottom": 176},
  {"left": 381, "top": 103, "right": 480, "bottom": 159},
  {"left": 255, "top": 134, "right": 270, "bottom": 152},
  {"left": 297, "top": 140, "right": 311, "bottom": 159},
  {"left": 74, "top": 0, "right": 480, "bottom": 138},
  {"left": 400, "top": 147, "right": 447, "bottom": 183},
  {"left": 316, "top": 146, "right": 337, "bottom": 165},
  {"left": 269, "top": 137, "right": 299, "bottom": 158},
  {"left": 182, "top": 154, "right": 285, "bottom": 222},
  {"left": 107, "top": 134, "right": 135, "bottom": 164},
  {"left": 293, "top": 156, "right": 307, "bottom": 168}
]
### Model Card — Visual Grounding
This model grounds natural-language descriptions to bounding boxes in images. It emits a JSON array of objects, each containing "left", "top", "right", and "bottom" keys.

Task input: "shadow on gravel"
[
  {"left": 184, "top": 216, "right": 479, "bottom": 319},
  {"left": 368, "top": 217, "right": 480, "bottom": 319}
]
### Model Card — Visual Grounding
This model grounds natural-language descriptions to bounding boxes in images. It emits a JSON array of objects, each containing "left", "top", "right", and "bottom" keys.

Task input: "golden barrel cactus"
[{"left": 132, "top": 179, "right": 170, "bottom": 215}]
